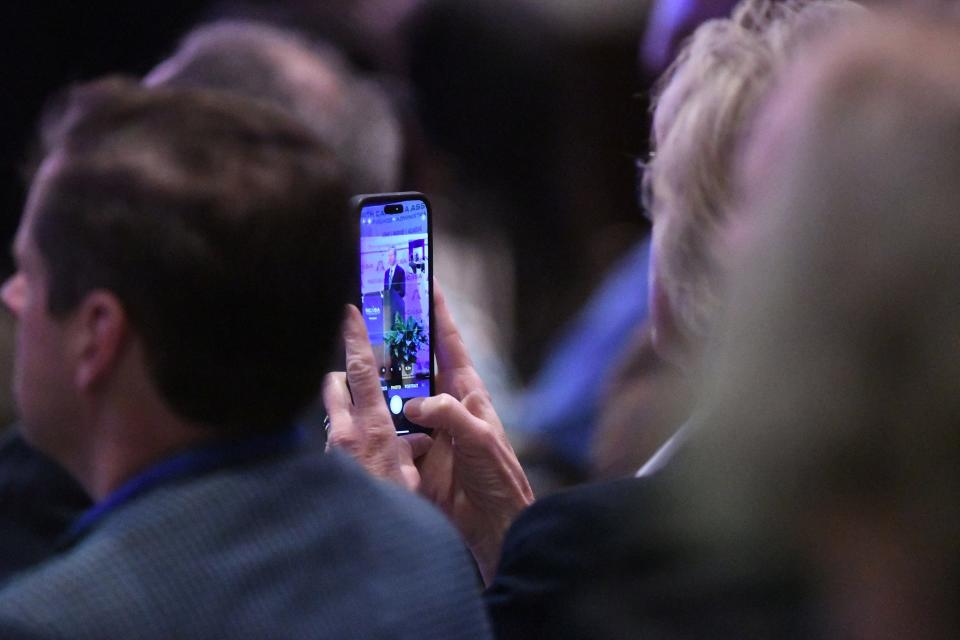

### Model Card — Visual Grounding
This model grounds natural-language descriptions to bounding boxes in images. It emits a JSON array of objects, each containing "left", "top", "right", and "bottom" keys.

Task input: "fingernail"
[{"left": 404, "top": 397, "right": 424, "bottom": 418}]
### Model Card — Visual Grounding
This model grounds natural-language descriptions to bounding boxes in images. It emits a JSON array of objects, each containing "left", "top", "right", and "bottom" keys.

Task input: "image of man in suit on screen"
[{"left": 384, "top": 247, "right": 406, "bottom": 322}]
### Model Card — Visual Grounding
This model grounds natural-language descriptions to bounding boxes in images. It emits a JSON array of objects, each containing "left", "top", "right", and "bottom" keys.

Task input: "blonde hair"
[
  {"left": 647, "top": 0, "right": 863, "bottom": 341},
  {"left": 684, "top": 13, "right": 960, "bottom": 605}
]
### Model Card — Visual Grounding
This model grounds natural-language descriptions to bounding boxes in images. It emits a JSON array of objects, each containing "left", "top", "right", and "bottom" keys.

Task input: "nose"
[{"left": 1, "top": 273, "right": 26, "bottom": 318}]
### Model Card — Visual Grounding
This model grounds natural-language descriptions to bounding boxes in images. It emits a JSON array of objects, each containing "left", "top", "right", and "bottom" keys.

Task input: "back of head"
[
  {"left": 35, "top": 78, "right": 354, "bottom": 434},
  {"left": 146, "top": 20, "right": 402, "bottom": 193},
  {"left": 647, "top": 0, "right": 864, "bottom": 345},
  {"left": 684, "top": 12, "right": 960, "bottom": 636}
]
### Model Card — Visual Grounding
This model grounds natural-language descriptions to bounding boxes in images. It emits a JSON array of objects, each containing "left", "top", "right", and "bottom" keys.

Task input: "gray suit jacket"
[{"left": 0, "top": 448, "right": 491, "bottom": 639}]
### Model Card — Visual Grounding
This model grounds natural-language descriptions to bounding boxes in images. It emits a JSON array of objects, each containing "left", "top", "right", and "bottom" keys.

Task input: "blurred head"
[
  {"left": 145, "top": 20, "right": 403, "bottom": 193},
  {"left": 387, "top": 247, "right": 397, "bottom": 267},
  {"left": 645, "top": 0, "right": 863, "bottom": 368},
  {"left": 686, "top": 14, "right": 960, "bottom": 638},
  {"left": 2, "top": 78, "right": 354, "bottom": 458}
]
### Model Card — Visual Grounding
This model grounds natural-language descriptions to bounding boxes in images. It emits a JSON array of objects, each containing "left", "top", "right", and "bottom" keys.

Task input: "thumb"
[{"left": 404, "top": 394, "right": 494, "bottom": 450}]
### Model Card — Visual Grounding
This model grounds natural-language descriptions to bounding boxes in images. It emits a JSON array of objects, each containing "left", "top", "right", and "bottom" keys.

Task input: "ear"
[{"left": 72, "top": 290, "right": 129, "bottom": 392}]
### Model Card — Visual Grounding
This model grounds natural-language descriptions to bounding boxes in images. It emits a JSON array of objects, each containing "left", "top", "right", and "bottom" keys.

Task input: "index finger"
[
  {"left": 342, "top": 304, "right": 388, "bottom": 411},
  {"left": 322, "top": 371, "right": 362, "bottom": 453}
]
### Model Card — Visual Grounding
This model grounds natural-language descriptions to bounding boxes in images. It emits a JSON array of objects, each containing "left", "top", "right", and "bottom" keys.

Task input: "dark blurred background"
[
  {"left": 0, "top": 3, "right": 209, "bottom": 277},
  {"left": 0, "top": 2, "right": 650, "bottom": 373}
]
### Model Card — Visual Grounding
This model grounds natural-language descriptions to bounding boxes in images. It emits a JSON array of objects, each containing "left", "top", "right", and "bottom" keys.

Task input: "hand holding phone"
[
  {"left": 323, "top": 281, "right": 534, "bottom": 586},
  {"left": 322, "top": 305, "right": 433, "bottom": 490}
]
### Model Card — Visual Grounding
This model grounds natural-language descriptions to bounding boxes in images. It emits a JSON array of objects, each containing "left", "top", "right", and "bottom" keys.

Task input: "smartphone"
[{"left": 352, "top": 192, "right": 435, "bottom": 434}]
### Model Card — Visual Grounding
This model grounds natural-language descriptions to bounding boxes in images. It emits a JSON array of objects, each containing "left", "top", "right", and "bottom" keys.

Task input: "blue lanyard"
[{"left": 64, "top": 426, "right": 304, "bottom": 543}]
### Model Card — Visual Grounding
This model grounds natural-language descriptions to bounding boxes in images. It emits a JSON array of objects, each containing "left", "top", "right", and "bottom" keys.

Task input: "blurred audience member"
[
  {"left": 405, "top": 0, "right": 647, "bottom": 382},
  {"left": 146, "top": 20, "right": 403, "bottom": 194},
  {"left": 0, "top": 79, "right": 490, "bottom": 638},
  {"left": 327, "top": 1, "right": 865, "bottom": 638},
  {"left": 399, "top": 0, "right": 651, "bottom": 464},
  {"left": 597, "top": 0, "right": 867, "bottom": 478},
  {"left": 678, "top": 14, "right": 960, "bottom": 638},
  {"left": 0, "top": 18, "right": 409, "bottom": 583},
  {"left": 205, "top": 0, "right": 427, "bottom": 73},
  {"left": 516, "top": 240, "right": 658, "bottom": 483}
]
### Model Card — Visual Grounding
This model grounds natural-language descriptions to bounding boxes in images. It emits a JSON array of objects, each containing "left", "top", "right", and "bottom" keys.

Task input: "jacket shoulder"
[{"left": 0, "top": 450, "right": 492, "bottom": 640}]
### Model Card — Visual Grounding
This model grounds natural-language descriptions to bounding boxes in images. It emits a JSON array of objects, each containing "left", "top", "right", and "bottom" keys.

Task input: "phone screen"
[{"left": 358, "top": 193, "right": 433, "bottom": 434}]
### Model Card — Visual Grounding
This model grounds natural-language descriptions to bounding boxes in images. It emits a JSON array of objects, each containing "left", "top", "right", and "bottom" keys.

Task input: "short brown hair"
[{"left": 32, "top": 77, "right": 355, "bottom": 433}]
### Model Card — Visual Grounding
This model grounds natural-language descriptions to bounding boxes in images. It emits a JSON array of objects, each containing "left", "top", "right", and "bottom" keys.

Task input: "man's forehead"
[
  {"left": 28, "top": 151, "right": 68, "bottom": 200},
  {"left": 11, "top": 210, "right": 35, "bottom": 270},
  {"left": 20, "top": 155, "right": 60, "bottom": 218},
  {"left": 13, "top": 151, "right": 68, "bottom": 253}
]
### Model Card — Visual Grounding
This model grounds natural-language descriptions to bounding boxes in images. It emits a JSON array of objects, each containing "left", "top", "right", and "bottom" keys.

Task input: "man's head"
[
  {"left": 145, "top": 20, "right": 403, "bottom": 194},
  {"left": 2, "top": 78, "right": 354, "bottom": 464},
  {"left": 387, "top": 247, "right": 397, "bottom": 268},
  {"left": 644, "top": 0, "right": 863, "bottom": 367}
]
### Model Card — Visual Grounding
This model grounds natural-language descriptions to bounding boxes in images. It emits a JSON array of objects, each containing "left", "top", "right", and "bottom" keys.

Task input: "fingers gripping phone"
[{"left": 352, "top": 192, "right": 435, "bottom": 434}]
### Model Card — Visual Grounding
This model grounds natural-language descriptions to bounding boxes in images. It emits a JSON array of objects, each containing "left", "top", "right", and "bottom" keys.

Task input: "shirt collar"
[{"left": 635, "top": 420, "right": 693, "bottom": 478}]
